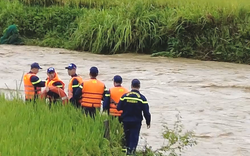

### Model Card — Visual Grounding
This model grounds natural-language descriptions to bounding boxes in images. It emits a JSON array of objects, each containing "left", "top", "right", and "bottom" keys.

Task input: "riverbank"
[
  {"left": 1, "top": 0, "right": 250, "bottom": 63},
  {"left": 0, "top": 95, "right": 126, "bottom": 155},
  {"left": 0, "top": 92, "right": 194, "bottom": 156}
]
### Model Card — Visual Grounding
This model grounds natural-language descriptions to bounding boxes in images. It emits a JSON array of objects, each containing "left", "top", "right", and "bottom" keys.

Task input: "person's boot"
[
  {"left": 126, "top": 148, "right": 132, "bottom": 155},
  {"left": 130, "top": 148, "right": 136, "bottom": 156}
]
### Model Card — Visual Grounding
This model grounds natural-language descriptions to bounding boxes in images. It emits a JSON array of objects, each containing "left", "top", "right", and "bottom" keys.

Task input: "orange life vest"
[
  {"left": 68, "top": 75, "right": 83, "bottom": 99},
  {"left": 109, "top": 86, "right": 129, "bottom": 116},
  {"left": 40, "top": 86, "right": 68, "bottom": 105},
  {"left": 23, "top": 73, "right": 41, "bottom": 100},
  {"left": 81, "top": 79, "right": 105, "bottom": 108},
  {"left": 45, "top": 72, "right": 65, "bottom": 89}
]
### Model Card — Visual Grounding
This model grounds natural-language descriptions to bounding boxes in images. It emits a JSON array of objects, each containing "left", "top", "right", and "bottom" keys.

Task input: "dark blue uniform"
[
  {"left": 103, "top": 89, "right": 111, "bottom": 112},
  {"left": 69, "top": 74, "right": 83, "bottom": 108},
  {"left": 117, "top": 90, "right": 151, "bottom": 154},
  {"left": 30, "top": 72, "right": 45, "bottom": 99},
  {"left": 25, "top": 72, "right": 45, "bottom": 102},
  {"left": 30, "top": 73, "right": 45, "bottom": 88}
]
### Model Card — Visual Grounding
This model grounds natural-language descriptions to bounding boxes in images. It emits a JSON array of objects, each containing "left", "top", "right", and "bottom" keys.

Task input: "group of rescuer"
[{"left": 23, "top": 62, "right": 151, "bottom": 155}]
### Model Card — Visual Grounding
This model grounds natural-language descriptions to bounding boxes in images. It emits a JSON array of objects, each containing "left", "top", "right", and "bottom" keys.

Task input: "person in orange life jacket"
[
  {"left": 23, "top": 62, "right": 45, "bottom": 102},
  {"left": 74, "top": 66, "right": 107, "bottom": 118},
  {"left": 45, "top": 67, "right": 65, "bottom": 104},
  {"left": 65, "top": 63, "right": 83, "bottom": 108},
  {"left": 103, "top": 75, "right": 129, "bottom": 123},
  {"left": 117, "top": 79, "right": 151, "bottom": 155}
]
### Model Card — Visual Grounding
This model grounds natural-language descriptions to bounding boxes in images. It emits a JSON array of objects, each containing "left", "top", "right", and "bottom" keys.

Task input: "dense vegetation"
[{"left": 2, "top": 0, "right": 249, "bottom": 62}]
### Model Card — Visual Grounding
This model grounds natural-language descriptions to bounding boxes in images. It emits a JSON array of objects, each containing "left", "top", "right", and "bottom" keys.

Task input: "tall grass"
[
  {"left": 18, "top": 0, "right": 250, "bottom": 9},
  {"left": 0, "top": 93, "right": 197, "bottom": 156},
  {"left": 0, "top": 95, "right": 125, "bottom": 156},
  {"left": 1, "top": 0, "right": 250, "bottom": 63}
]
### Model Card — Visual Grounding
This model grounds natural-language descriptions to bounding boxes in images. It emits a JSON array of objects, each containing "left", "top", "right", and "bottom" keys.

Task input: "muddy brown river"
[{"left": 0, "top": 45, "right": 250, "bottom": 156}]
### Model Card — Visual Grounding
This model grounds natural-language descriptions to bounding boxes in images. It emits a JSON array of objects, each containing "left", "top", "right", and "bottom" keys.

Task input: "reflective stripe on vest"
[
  {"left": 109, "top": 86, "right": 129, "bottom": 116},
  {"left": 68, "top": 76, "right": 83, "bottom": 99},
  {"left": 81, "top": 79, "right": 105, "bottom": 108},
  {"left": 23, "top": 73, "right": 41, "bottom": 100}
]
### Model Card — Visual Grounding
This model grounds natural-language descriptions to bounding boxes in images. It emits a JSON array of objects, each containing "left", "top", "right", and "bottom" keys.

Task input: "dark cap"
[
  {"left": 113, "top": 75, "right": 122, "bottom": 83},
  {"left": 31, "top": 62, "right": 42, "bottom": 69},
  {"left": 90, "top": 66, "right": 98, "bottom": 74},
  {"left": 131, "top": 79, "right": 140, "bottom": 87},
  {"left": 47, "top": 67, "right": 55, "bottom": 73},
  {"left": 65, "top": 63, "right": 77, "bottom": 70}
]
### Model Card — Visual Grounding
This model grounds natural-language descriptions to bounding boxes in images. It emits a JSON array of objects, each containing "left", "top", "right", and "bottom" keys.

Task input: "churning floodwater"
[{"left": 1, "top": 45, "right": 250, "bottom": 156}]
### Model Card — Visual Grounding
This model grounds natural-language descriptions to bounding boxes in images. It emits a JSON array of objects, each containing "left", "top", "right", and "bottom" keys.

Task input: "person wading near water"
[
  {"left": 23, "top": 62, "right": 45, "bottom": 102},
  {"left": 44, "top": 67, "right": 65, "bottom": 105},
  {"left": 117, "top": 79, "right": 151, "bottom": 155},
  {"left": 74, "top": 66, "right": 107, "bottom": 118},
  {"left": 103, "top": 75, "right": 129, "bottom": 122},
  {"left": 65, "top": 63, "right": 83, "bottom": 108}
]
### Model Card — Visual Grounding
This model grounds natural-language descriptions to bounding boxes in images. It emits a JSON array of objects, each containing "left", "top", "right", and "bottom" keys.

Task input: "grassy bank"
[
  {"left": 0, "top": 92, "right": 197, "bottom": 156},
  {"left": 0, "top": 95, "right": 125, "bottom": 156},
  {"left": 1, "top": 0, "right": 250, "bottom": 63},
  {"left": 0, "top": 93, "right": 196, "bottom": 156}
]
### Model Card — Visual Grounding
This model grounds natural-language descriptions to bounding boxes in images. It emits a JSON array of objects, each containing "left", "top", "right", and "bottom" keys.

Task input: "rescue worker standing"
[
  {"left": 65, "top": 63, "right": 83, "bottom": 108},
  {"left": 23, "top": 62, "right": 45, "bottom": 102},
  {"left": 117, "top": 79, "right": 151, "bottom": 155},
  {"left": 45, "top": 67, "right": 65, "bottom": 104},
  {"left": 74, "top": 66, "right": 106, "bottom": 118},
  {"left": 103, "top": 75, "right": 129, "bottom": 122}
]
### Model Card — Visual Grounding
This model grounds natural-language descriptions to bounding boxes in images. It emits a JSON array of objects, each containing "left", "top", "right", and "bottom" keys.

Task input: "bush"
[{"left": 1, "top": 0, "right": 250, "bottom": 63}]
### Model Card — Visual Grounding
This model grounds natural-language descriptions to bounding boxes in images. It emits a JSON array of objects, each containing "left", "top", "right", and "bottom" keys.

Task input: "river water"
[{"left": 0, "top": 45, "right": 250, "bottom": 156}]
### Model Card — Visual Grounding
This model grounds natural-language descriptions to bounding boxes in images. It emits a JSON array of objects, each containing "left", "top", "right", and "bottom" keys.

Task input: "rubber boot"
[
  {"left": 126, "top": 148, "right": 131, "bottom": 155},
  {"left": 126, "top": 148, "right": 136, "bottom": 156}
]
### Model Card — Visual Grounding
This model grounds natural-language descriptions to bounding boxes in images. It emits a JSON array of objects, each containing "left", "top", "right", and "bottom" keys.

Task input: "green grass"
[
  {"left": 0, "top": 92, "right": 196, "bottom": 155},
  {"left": 0, "top": 95, "right": 125, "bottom": 156},
  {"left": 2, "top": 0, "right": 250, "bottom": 63},
  {"left": 17, "top": 0, "right": 250, "bottom": 9}
]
